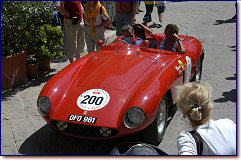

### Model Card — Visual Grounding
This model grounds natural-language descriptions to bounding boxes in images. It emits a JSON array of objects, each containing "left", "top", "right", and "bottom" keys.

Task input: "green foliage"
[
  {"left": 1, "top": 1, "right": 56, "bottom": 56},
  {"left": 29, "top": 25, "right": 63, "bottom": 61}
]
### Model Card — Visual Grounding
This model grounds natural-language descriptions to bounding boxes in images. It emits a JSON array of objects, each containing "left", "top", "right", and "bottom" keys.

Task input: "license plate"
[{"left": 68, "top": 115, "right": 97, "bottom": 124}]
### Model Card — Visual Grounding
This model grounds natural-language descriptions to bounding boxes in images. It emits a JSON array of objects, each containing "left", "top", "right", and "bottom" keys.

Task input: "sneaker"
[{"left": 138, "top": 9, "right": 144, "bottom": 12}]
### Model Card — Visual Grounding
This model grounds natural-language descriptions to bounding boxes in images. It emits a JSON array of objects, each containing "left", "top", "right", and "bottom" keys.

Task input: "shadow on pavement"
[
  {"left": 214, "top": 89, "right": 236, "bottom": 103},
  {"left": 19, "top": 108, "right": 177, "bottom": 155},
  {"left": 1, "top": 70, "right": 56, "bottom": 102},
  {"left": 225, "top": 73, "right": 236, "bottom": 81},
  {"left": 228, "top": 45, "right": 236, "bottom": 52},
  {"left": 19, "top": 124, "right": 144, "bottom": 155},
  {"left": 214, "top": 18, "right": 236, "bottom": 25},
  {"left": 51, "top": 56, "right": 68, "bottom": 63}
]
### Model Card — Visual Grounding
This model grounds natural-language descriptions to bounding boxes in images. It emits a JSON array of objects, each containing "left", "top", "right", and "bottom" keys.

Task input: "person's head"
[
  {"left": 164, "top": 24, "right": 179, "bottom": 39},
  {"left": 88, "top": 1, "right": 98, "bottom": 7},
  {"left": 176, "top": 82, "right": 213, "bottom": 127},
  {"left": 122, "top": 25, "right": 134, "bottom": 37}
]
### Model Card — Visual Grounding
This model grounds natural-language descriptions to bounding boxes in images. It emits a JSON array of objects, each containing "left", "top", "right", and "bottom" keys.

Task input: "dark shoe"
[
  {"left": 107, "top": 24, "right": 116, "bottom": 30},
  {"left": 136, "top": 11, "right": 139, "bottom": 14},
  {"left": 138, "top": 9, "right": 144, "bottom": 12}
]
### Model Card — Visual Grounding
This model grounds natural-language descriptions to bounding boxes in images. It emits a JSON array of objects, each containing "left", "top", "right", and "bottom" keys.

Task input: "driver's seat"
[{"left": 133, "top": 25, "right": 146, "bottom": 40}]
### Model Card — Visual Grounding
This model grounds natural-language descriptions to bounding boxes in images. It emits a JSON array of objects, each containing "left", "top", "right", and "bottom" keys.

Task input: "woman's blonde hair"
[{"left": 176, "top": 82, "right": 213, "bottom": 124}]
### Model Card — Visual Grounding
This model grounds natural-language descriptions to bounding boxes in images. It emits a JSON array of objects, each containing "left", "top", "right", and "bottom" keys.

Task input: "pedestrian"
[
  {"left": 176, "top": 82, "right": 236, "bottom": 155},
  {"left": 84, "top": 1, "right": 109, "bottom": 53},
  {"left": 56, "top": 1, "right": 85, "bottom": 63},
  {"left": 101, "top": 1, "right": 116, "bottom": 30},
  {"left": 143, "top": 1, "right": 155, "bottom": 25},
  {"left": 121, "top": 25, "right": 143, "bottom": 45},
  {"left": 133, "top": 23, "right": 186, "bottom": 54},
  {"left": 155, "top": 1, "right": 166, "bottom": 28},
  {"left": 115, "top": 1, "right": 137, "bottom": 36}
]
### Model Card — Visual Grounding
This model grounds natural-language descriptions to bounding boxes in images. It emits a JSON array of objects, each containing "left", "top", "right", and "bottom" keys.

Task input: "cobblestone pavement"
[{"left": 1, "top": 1, "right": 237, "bottom": 156}]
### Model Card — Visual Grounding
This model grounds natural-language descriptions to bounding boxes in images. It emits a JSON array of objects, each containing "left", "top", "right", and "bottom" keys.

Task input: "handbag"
[{"left": 189, "top": 131, "right": 203, "bottom": 155}]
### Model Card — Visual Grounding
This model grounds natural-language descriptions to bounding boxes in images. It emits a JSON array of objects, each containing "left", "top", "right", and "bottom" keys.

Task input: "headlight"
[
  {"left": 124, "top": 107, "right": 145, "bottom": 128},
  {"left": 37, "top": 96, "right": 51, "bottom": 116}
]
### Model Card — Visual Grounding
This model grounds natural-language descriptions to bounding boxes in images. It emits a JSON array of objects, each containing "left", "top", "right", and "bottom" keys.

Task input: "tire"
[
  {"left": 142, "top": 95, "right": 168, "bottom": 145},
  {"left": 191, "top": 56, "right": 203, "bottom": 82}
]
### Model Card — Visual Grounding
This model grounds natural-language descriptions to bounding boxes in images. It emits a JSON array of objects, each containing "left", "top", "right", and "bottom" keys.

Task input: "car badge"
[{"left": 83, "top": 111, "right": 88, "bottom": 115}]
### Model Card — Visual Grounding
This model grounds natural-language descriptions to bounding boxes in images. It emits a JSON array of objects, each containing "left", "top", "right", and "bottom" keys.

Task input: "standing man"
[
  {"left": 115, "top": 1, "right": 137, "bottom": 36},
  {"left": 56, "top": 1, "right": 85, "bottom": 63}
]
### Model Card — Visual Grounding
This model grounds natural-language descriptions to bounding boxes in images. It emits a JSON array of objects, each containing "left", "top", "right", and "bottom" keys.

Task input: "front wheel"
[
  {"left": 142, "top": 95, "right": 168, "bottom": 145},
  {"left": 191, "top": 55, "right": 203, "bottom": 82}
]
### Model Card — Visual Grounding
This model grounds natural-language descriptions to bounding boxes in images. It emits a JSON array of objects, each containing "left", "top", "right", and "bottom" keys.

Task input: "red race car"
[{"left": 37, "top": 27, "right": 204, "bottom": 145}]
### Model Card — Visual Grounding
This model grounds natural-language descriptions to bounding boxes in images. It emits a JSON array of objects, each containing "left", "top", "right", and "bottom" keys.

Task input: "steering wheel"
[{"left": 113, "top": 40, "right": 129, "bottom": 44}]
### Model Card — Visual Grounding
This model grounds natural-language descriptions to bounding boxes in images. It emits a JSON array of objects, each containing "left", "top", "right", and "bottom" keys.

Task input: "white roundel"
[{"left": 77, "top": 89, "right": 110, "bottom": 111}]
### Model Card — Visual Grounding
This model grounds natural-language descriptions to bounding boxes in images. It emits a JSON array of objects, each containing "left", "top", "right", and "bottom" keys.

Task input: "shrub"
[
  {"left": 25, "top": 24, "right": 63, "bottom": 61},
  {"left": 1, "top": 1, "right": 55, "bottom": 56}
]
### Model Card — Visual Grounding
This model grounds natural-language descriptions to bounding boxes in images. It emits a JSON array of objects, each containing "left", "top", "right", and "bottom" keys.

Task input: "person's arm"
[
  {"left": 96, "top": 7, "right": 110, "bottom": 29},
  {"left": 131, "top": 1, "right": 137, "bottom": 23},
  {"left": 56, "top": 1, "right": 70, "bottom": 18},
  {"left": 173, "top": 33, "right": 186, "bottom": 54},
  {"left": 177, "top": 131, "right": 197, "bottom": 155},
  {"left": 97, "top": 18, "right": 110, "bottom": 29},
  {"left": 133, "top": 22, "right": 156, "bottom": 38}
]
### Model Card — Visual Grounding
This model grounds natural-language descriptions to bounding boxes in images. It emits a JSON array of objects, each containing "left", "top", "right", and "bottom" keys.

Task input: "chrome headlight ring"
[
  {"left": 124, "top": 107, "right": 145, "bottom": 129},
  {"left": 37, "top": 96, "right": 51, "bottom": 116}
]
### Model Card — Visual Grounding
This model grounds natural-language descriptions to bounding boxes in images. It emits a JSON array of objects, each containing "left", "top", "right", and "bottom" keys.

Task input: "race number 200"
[{"left": 77, "top": 89, "right": 110, "bottom": 111}]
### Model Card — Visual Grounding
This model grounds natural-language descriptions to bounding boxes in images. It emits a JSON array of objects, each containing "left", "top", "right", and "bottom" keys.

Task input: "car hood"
[{"left": 77, "top": 49, "right": 154, "bottom": 90}]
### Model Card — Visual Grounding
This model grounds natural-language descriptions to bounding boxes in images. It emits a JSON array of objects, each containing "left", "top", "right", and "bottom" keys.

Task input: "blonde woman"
[{"left": 176, "top": 82, "right": 236, "bottom": 155}]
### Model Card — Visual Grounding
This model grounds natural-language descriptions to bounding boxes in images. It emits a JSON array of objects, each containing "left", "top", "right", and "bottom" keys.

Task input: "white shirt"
[
  {"left": 177, "top": 119, "right": 236, "bottom": 155},
  {"left": 85, "top": 13, "right": 108, "bottom": 26}
]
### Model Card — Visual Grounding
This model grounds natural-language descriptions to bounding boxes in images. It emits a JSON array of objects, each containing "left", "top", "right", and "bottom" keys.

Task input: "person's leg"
[
  {"left": 143, "top": 4, "right": 154, "bottom": 24},
  {"left": 116, "top": 12, "right": 124, "bottom": 36},
  {"left": 84, "top": 25, "right": 96, "bottom": 53},
  {"left": 123, "top": 12, "right": 132, "bottom": 26},
  {"left": 157, "top": 6, "right": 165, "bottom": 28},
  {"left": 76, "top": 22, "right": 85, "bottom": 59},
  {"left": 106, "top": 1, "right": 116, "bottom": 30},
  {"left": 64, "top": 19, "right": 77, "bottom": 63}
]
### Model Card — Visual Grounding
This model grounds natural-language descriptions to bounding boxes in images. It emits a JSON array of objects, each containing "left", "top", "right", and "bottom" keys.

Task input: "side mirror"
[
  {"left": 140, "top": 40, "right": 149, "bottom": 49},
  {"left": 97, "top": 40, "right": 104, "bottom": 47}
]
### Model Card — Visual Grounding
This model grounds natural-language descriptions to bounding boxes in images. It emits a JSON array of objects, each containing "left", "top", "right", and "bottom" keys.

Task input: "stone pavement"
[{"left": 1, "top": 1, "right": 237, "bottom": 156}]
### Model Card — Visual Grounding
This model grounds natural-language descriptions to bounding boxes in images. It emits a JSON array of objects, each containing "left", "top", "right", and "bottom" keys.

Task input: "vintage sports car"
[{"left": 37, "top": 26, "right": 204, "bottom": 145}]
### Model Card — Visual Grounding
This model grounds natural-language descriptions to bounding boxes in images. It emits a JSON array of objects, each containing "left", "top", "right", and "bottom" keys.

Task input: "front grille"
[{"left": 51, "top": 121, "right": 118, "bottom": 138}]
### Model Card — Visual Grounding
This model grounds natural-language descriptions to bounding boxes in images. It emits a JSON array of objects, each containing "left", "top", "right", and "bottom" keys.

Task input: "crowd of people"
[
  {"left": 54, "top": 1, "right": 172, "bottom": 63},
  {"left": 54, "top": 1, "right": 236, "bottom": 155}
]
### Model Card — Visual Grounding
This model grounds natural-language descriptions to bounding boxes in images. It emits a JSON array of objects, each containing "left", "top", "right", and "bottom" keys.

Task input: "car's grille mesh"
[{"left": 51, "top": 121, "right": 118, "bottom": 138}]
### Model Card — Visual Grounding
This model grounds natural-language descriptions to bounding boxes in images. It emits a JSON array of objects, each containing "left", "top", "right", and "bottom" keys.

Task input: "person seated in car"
[
  {"left": 121, "top": 25, "right": 143, "bottom": 45},
  {"left": 133, "top": 22, "right": 186, "bottom": 54}
]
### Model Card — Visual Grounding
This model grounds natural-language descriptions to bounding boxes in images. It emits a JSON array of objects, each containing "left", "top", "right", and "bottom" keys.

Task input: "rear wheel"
[
  {"left": 191, "top": 56, "right": 203, "bottom": 82},
  {"left": 142, "top": 95, "right": 168, "bottom": 145}
]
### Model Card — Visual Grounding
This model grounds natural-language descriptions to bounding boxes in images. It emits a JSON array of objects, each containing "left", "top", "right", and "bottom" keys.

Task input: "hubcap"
[
  {"left": 157, "top": 99, "right": 166, "bottom": 134},
  {"left": 195, "top": 59, "right": 201, "bottom": 80}
]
